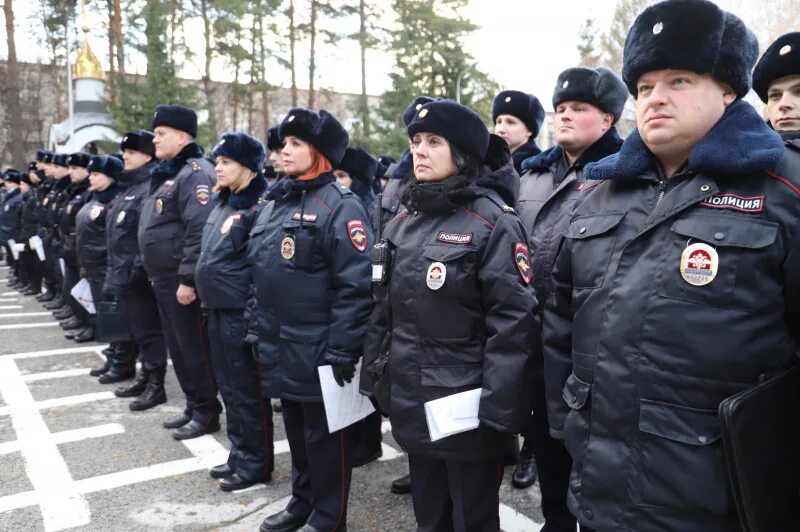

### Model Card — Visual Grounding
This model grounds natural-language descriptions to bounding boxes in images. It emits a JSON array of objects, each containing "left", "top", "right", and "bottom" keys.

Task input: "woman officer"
[
  {"left": 195, "top": 132, "right": 274, "bottom": 492},
  {"left": 363, "top": 99, "right": 537, "bottom": 531},
  {"left": 251, "top": 109, "right": 373, "bottom": 532}
]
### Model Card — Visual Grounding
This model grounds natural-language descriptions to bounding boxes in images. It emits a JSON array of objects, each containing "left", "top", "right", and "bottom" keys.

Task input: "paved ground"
[{"left": 0, "top": 264, "right": 545, "bottom": 532}]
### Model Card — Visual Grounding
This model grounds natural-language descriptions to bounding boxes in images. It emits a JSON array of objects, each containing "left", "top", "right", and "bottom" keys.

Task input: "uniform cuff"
[{"left": 179, "top": 276, "right": 195, "bottom": 288}]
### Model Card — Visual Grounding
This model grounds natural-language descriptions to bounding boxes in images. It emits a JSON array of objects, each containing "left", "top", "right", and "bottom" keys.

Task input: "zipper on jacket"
[{"left": 656, "top": 179, "right": 667, "bottom": 205}]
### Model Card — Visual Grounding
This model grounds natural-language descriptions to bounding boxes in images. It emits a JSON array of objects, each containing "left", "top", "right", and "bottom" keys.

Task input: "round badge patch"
[
  {"left": 116, "top": 210, "right": 126, "bottom": 224},
  {"left": 221, "top": 216, "right": 234, "bottom": 235},
  {"left": 155, "top": 198, "right": 163, "bottom": 214},
  {"left": 89, "top": 205, "right": 103, "bottom": 220},
  {"left": 426, "top": 262, "right": 446, "bottom": 290},
  {"left": 281, "top": 235, "right": 295, "bottom": 260},
  {"left": 66, "top": 205, "right": 72, "bottom": 215},
  {"left": 680, "top": 243, "right": 718, "bottom": 286}
]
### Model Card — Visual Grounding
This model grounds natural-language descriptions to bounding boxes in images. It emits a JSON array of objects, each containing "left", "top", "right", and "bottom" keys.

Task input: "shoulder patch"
[
  {"left": 514, "top": 242, "right": 532, "bottom": 285},
  {"left": 195, "top": 184, "right": 210, "bottom": 205},
  {"left": 346, "top": 220, "right": 368, "bottom": 252}
]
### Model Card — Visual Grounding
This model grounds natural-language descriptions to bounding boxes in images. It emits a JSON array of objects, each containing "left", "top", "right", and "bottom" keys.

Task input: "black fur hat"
[
  {"left": 52, "top": 154, "right": 69, "bottom": 167},
  {"left": 3, "top": 169, "right": 22, "bottom": 184},
  {"left": 339, "top": 147, "right": 379, "bottom": 185},
  {"left": 120, "top": 130, "right": 156, "bottom": 157},
  {"left": 21, "top": 169, "right": 34, "bottom": 186},
  {"left": 407, "top": 99, "right": 490, "bottom": 161},
  {"left": 151, "top": 104, "right": 198, "bottom": 137},
  {"left": 212, "top": 132, "right": 266, "bottom": 173},
  {"left": 492, "top": 90, "right": 545, "bottom": 136},
  {"left": 753, "top": 32, "right": 800, "bottom": 103},
  {"left": 552, "top": 67, "right": 628, "bottom": 124},
  {"left": 386, "top": 149, "right": 412, "bottom": 180},
  {"left": 623, "top": 0, "right": 758, "bottom": 98},
  {"left": 87, "top": 155, "right": 124, "bottom": 180},
  {"left": 42, "top": 151, "right": 54, "bottom": 164},
  {"left": 66, "top": 152, "right": 92, "bottom": 168},
  {"left": 266, "top": 125, "right": 283, "bottom": 151},
  {"left": 279, "top": 108, "right": 349, "bottom": 166},
  {"left": 403, "top": 96, "right": 436, "bottom": 127},
  {"left": 35, "top": 150, "right": 51, "bottom": 162},
  {"left": 28, "top": 161, "right": 37, "bottom": 173}
]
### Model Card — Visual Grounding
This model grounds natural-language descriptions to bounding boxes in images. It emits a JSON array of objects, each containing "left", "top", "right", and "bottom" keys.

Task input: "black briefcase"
[
  {"left": 719, "top": 367, "right": 800, "bottom": 532},
  {"left": 95, "top": 300, "right": 132, "bottom": 342}
]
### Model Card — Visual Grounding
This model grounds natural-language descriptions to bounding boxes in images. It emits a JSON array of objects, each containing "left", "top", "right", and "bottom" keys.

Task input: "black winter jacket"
[
  {"left": 0, "top": 188, "right": 23, "bottom": 242},
  {"left": 543, "top": 100, "right": 800, "bottom": 531},
  {"left": 249, "top": 172, "right": 373, "bottom": 402},
  {"left": 104, "top": 162, "right": 156, "bottom": 294},
  {"left": 76, "top": 185, "right": 123, "bottom": 282},
  {"left": 196, "top": 175, "right": 267, "bottom": 309},
  {"left": 363, "top": 138, "right": 538, "bottom": 461},
  {"left": 137, "top": 144, "right": 215, "bottom": 286},
  {"left": 58, "top": 180, "right": 91, "bottom": 264}
]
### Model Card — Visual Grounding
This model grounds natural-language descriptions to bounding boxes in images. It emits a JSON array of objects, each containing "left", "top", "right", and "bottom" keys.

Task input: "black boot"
[
  {"left": 89, "top": 358, "right": 111, "bottom": 377},
  {"left": 390, "top": 473, "right": 411, "bottom": 494},
  {"left": 511, "top": 440, "right": 538, "bottom": 489},
  {"left": 115, "top": 369, "right": 149, "bottom": 398},
  {"left": 129, "top": 368, "right": 166, "bottom": 411}
]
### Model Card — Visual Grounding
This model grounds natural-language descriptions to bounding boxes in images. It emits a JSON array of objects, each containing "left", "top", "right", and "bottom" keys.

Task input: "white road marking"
[
  {"left": 0, "top": 391, "right": 115, "bottom": 417},
  {"left": 0, "top": 298, "right": 19, "bottom": 302},
  {"left": 0, "top": 305, "right": 23, "bottom": 310},
  {"left": 23, "top": 368, "right": 94, "bottom": 382},
  {"left": 0, "top": 358, "right": 92, "bottom": 531},
  {"left": 2, "top": 346, "right": 108, "bottom": 360},
  {"left": 500, "top": 503, "right": 543, "bottom": 532},
  {"left": 0, "top": 322, "right": 59, "bottom": 330},
  {"left": 0, "top": 423, "right": 125, "bottom": 456},
  {"left": 0, "top": 312, "right": 52, "bottom": 319},
  {"left": 1, "top": 291, "right": 20, "bottom": 296}
]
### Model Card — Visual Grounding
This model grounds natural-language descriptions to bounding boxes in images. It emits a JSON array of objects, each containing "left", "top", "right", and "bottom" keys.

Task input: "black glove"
[{"left": 331, "top": 362, "right": 356, "bottom": 387}]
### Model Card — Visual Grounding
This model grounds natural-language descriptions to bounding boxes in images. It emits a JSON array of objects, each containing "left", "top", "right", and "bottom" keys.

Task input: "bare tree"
[{"left": 4, "top": 0, "right": 28, "bottom": 166}]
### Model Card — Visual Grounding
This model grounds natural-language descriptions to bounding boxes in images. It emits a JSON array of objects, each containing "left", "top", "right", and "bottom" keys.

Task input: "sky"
[{"left": 2, "top": 0, "right": 774, "bottom": 112}]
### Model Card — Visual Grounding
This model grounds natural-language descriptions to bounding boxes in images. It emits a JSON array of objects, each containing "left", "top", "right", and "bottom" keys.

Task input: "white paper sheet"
[
  {"left": 318, "top": 361, "right": 375, "bottom": 433},
  {"left": 59, "top": 258, "right": 66, "bottom": 277},
  {"left": 28, "top": 235, "right": 45, "bottom": 261},
  {"left": 7, "top": 239, "right": 20, "bottom": 261},
  {"left": 70, "top": 278, "right": 96, "bottom": 315},
  {"left": 424, "top": 387, "right": 483, "bottom": 442}
]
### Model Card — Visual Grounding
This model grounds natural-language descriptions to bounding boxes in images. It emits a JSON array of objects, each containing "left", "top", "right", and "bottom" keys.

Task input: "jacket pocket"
[
  {"left": 281, "top": 221, "right": 319, "bottom": 271},
  {"left": 659, "top": 213, "right": 778, "bottom": 310},
  {"left": 421, "top": 244, "right": 479, "bottom": 297},
  {"left": 278, "top": 323, "right": 328, "bottom": 389},
  {"left": 420, "top": 363, "right": 482, "bottom": 388},
  {"left": 563, "top": 211, "right": 625, "bottom": 289},
  {"left": 561, "top": 372, "right": 592, "bottom": 469},
  {"left": 634, "top": 398, "right": 730, "bottom": 515}
]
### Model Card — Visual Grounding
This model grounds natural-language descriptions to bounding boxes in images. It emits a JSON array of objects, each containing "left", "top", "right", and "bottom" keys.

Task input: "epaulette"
[
  {"left": 330, "top": 182, "right": 354, "bottom": 198},
  {"left": 482, "top": 191, "right": 515, "bottom": 215},
  {"left": 190, "top": 160, "right": 201, "bottom": 172}
]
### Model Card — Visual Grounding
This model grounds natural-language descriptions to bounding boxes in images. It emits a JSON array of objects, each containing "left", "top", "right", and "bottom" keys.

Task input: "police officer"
[
  {"left": 19, "top": 155, "right": 47, "bottom": 297},
  {"left": 252, "top": 108, "right": 372, "bottom": 532},
  {"left": 0, "top": 170, "right": 24, "bottom": 283},
  {"left": 138, "top": 104, "right": 221, "bottom": 440},
  {"left": 59, "top": 153, "right": 95, "bottom": 343},
  {"left": 40, "top": 153, "right": 71, "bottom": 309},
  {"left": 76, "top": 155, "right": 137, "bottom": 381},
  {"left": 15, "top": 165, "right": 39, "bottom": 295},
  {"left": 492, "top": 90, "right": 545, "bottom": 174},
  {"left": 543, "top": 1, "right": 800, "bottom": 530},
  {"left": 106, "top": 130, "right": 170, "bottom": 410},
  {"left": 512, "top": 66, "right": 626, "bottom": 527},
  {"left": 266, "top": 125, "right": 286, "bottom": 179},
  {"left": 753, "top": 32, "right": 800, "bottom": 139},
  {"left": 362, "top": 99, "right": 537, "bottom": 531},
  {"left": 195, "top": 132, "right": 274, "bottom": 492}
]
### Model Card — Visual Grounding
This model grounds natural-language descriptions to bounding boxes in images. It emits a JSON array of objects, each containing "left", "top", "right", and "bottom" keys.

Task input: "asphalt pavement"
[{"left": 0, "top": 264, "right": 545, "bottom": 531}]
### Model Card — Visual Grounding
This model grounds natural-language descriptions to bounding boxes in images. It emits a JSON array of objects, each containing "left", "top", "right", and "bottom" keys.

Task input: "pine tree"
[
  {"left": 109, "top": 0, "right": 198, "bottom": 144},
  {"left": 577, "top": 17, "right": 600, "bottom": 67},
  {"left": 600, "top": 0, "right": 650, "bottom": 74},
  {"left": 369, "top": 0, "right": 497, "bottom": 157}
]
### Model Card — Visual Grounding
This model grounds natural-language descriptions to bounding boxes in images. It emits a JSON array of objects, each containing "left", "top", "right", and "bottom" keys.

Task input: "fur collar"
[
  {"left": 120, "top": 160, "right": 156, "bottom": 187},
  {"left": 267, "top": 172, "right": 336, "bottom": 201},
  {"left": 215, "top": 174, "right": 267, "bottom": 210},
  {"left": 93, "top": 183, "right": 122, "bottom": 204},
  {"left": 150, "top": 143, "right": 204, "bottom": 184},
  {"left": 67, "top": 179, "right": 89, "bottom": 196},
  {"left": 522, "top": 127, "right": 622, "bottom": 173},
  {"left": 511, "top": 138, "right": 541, "bottom": 174},
  {"left": 53, "top": 176, "right": 70, "bottom": 192},
  {"left": 585, "top": 100, "right": 785, "bottom": 180}
]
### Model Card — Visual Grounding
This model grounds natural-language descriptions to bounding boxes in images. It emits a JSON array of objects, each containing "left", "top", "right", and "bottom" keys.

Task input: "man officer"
[
  {"left": 138, "top": 104, "right": 221, "bottom": 439},
  {"left": 543, "top": 1, "right": 800, "bottom": 531},
  {"left": 753, "top": 32, "right": 800, "bottom": 140}
]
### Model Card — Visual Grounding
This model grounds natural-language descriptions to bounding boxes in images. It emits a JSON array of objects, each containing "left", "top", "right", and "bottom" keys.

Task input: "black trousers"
[
  {"left": 2, "top": 242, "right": 18, "bottom": 276},
  {"left": 43, "top": 240, "right": 60, "bottom": 291},
  {"left": 20, "top": 249, "right": 40, "bottom": 290},
  {"left": 119, "top": 285, "right": 167, "bottom": 371},
  {"left": 151, "top": 274, "right": 221, "bottom": 425},
  {"left": 524, "top": 376, "right": 577, "bottom": 532},
  {"left": 281, "top": 399, "right": 354, "bottom": 531},
  {"left": 352, "top": 411, "right": 382, "bottom": 463},
  {"left": 408, "top": 454, "right": 504, "bottom": 532},
  {"left": 207, "top": 308, "right": 274, "bottom": 481},
  {"left": 62, "top": 259, "right": 88, "bottom": 324}
]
